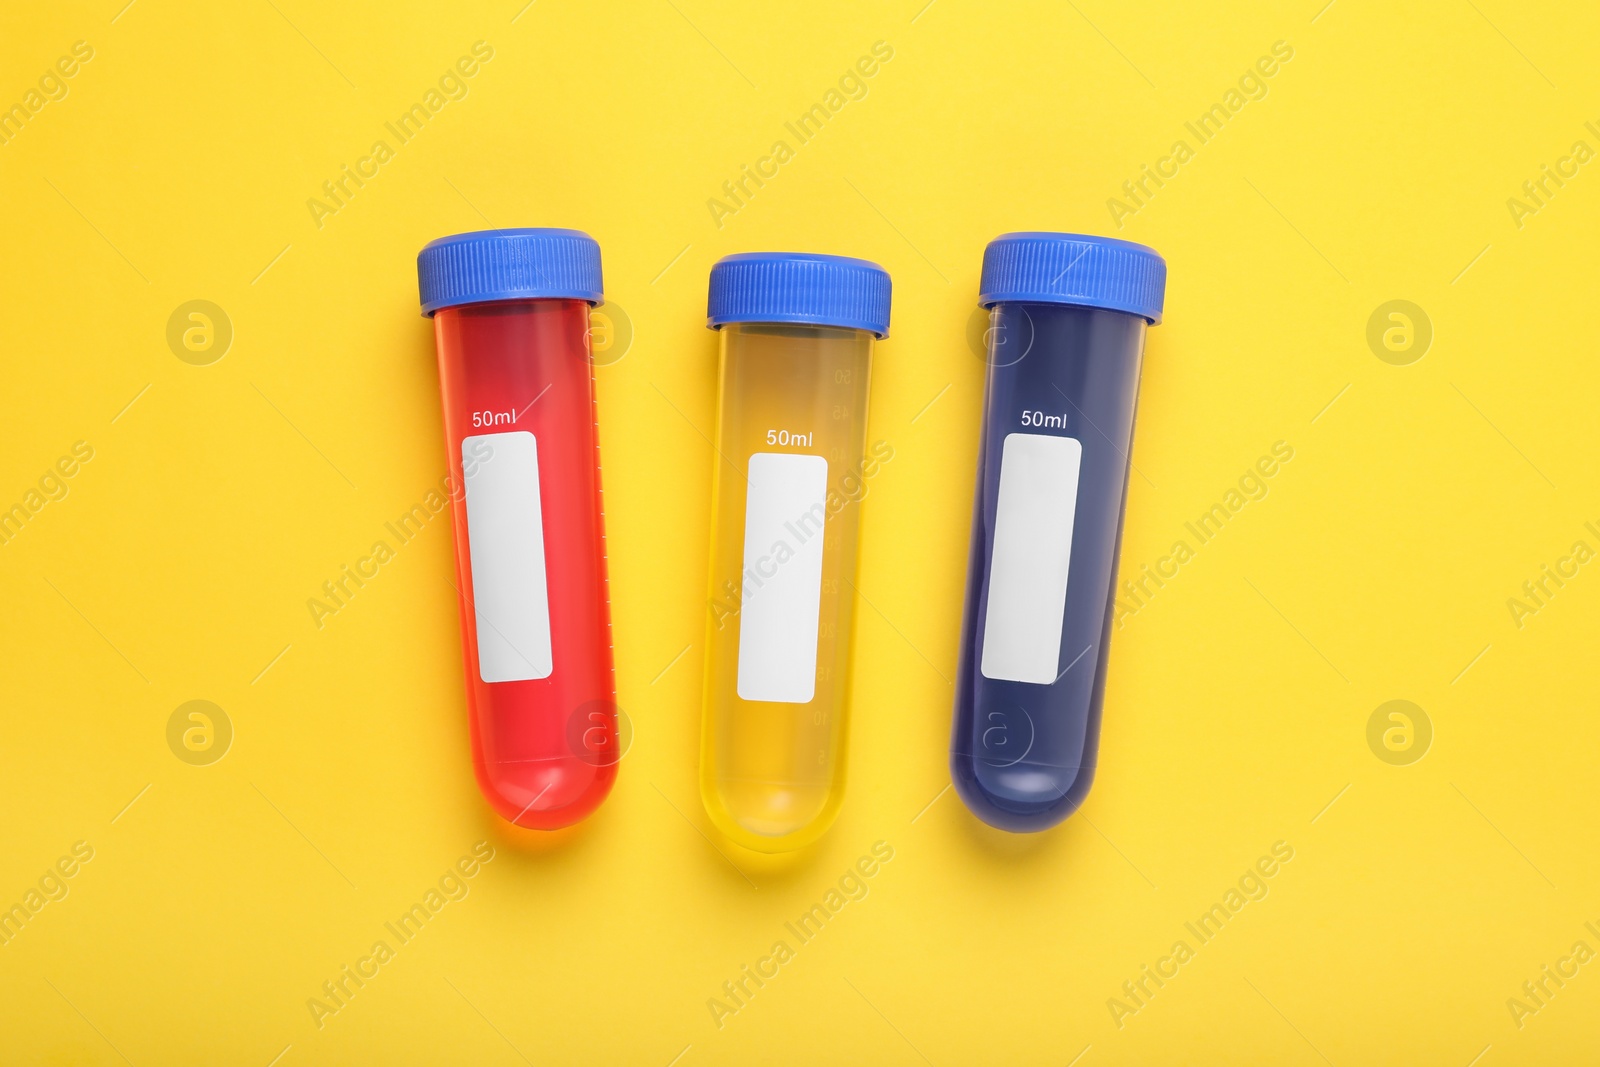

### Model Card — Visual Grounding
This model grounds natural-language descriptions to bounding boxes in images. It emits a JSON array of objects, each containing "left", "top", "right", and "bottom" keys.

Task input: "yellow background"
[{"left": 3, "top": 0, "right": 1598, "bottom": 1063}]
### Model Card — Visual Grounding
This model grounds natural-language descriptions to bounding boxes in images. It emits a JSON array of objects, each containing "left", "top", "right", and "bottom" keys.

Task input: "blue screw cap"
[
  {"left": 417, "top": 228, "right": 604, "bottom": 316},
  {"left": 979, "top": 232, "right": 1166, "bottom": 324},
  {"left": 707, "top": 252, "right": 892, "bottom": 338}
]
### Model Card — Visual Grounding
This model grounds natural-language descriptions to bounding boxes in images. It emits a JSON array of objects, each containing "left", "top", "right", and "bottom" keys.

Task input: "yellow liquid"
[{"left": 699, "top": 322, "right": 874, "bottom": 852}]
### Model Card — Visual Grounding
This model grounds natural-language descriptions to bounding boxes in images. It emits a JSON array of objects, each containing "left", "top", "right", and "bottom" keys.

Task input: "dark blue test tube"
[{"left": 951, "top": 233, "right": 1167, "bottom": 832}]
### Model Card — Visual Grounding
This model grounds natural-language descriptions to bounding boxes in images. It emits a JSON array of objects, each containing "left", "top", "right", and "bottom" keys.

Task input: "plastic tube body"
[
  {"left": 951, "top": 302, "right": 1146, "bottom": 831},
  {"left": 431, "top": 298, "right": 617, "bottom": 829},
  {"left": 699, "top": 322, "right": 873, "bottom": 852}
]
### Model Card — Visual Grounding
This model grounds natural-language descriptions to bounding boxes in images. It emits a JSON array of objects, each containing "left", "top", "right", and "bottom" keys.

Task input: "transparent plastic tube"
[
  {"left": 419, "top": 229, "right": 618, "bottom": 830},
  {"left": 697, "top": 252, "right": 891, "bottom": 852},
  {"left": 700, "top": 323, "right": 873, "bottom": 851}
]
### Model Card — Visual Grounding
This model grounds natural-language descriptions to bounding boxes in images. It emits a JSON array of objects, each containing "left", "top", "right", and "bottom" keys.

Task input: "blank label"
[
  {"left": 737, "top": 452, "right": 829, "bottom": 703},
  {"left": 981, "top": 433, "right": 1083, "bottom": 685},
  {"left": 462, "top": 431, "right": 553, "bottom": 683}
]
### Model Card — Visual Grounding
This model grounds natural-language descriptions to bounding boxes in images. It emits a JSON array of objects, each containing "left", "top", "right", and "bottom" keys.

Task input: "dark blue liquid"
[{"left": 951, "top": 302, "right": 1146, "bottom": 832}]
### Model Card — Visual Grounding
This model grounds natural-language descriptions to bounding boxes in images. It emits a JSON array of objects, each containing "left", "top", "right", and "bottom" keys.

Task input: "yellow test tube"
[{"left": 698, "top": 253, "right": 892, "bottom": 852}]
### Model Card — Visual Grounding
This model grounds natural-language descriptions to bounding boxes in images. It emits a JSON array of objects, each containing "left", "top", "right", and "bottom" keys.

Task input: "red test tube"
[{"left": 417, "top": 228, "right": 618, "bottom": 829}]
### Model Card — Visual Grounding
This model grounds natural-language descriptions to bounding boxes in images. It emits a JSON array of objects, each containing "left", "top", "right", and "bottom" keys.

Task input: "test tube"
[
  {"left": 950, "top": 233, "right": 1166, "bottom": 832},
  {"left": 698, "top": 252, "right": 891, "bottom": 852},
  {"left": 417, "top": 228, "right": 618, "bottom": 829}
]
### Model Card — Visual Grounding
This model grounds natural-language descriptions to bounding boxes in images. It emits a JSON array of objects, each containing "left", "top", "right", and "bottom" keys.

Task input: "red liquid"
[{"left": 432, "top": 298, "right": 617, "bottom": 829}]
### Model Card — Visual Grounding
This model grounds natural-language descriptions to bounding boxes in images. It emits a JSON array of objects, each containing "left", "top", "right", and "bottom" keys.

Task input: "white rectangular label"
[
  {"left": 462, "top": 431, "right": 553, "bottom": 683},
  {"left": 980, "top": 433, "right": 1084, "bottom": 684},
  {"left": 736, "top": 452, "right": 829, "bottom": 704}
]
